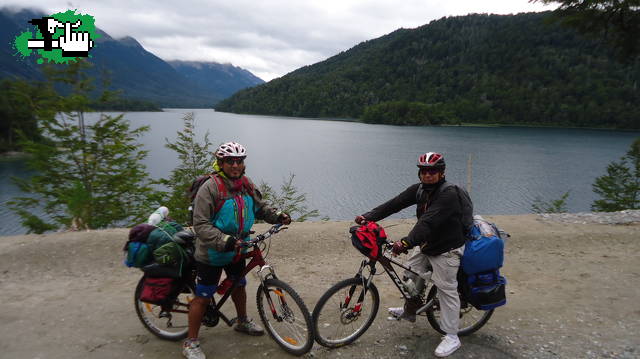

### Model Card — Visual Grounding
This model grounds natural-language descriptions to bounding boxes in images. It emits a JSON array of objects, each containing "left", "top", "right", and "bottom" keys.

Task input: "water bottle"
[
  {"left": 148, "top": 206, "right": 169, "bottom": 225},
  {"left": 403, "top": 278, "right": 418, "bottom": 297}
]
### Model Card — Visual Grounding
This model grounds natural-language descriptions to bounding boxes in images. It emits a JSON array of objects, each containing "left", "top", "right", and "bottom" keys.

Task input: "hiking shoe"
[
  {"left": 387, "top": 307, "right": 416, "bottom": 323},
  {"left": 435, "top": 335, "right": 461, "bottom": 357},
  {"left": 182, "top": 339, "right": 206, "bottom": 359},
  {"left": 234, "top": 318, "right": 265, "bottom": 336}
]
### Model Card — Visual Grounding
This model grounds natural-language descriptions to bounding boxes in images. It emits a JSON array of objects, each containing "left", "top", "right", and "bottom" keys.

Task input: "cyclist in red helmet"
[{"left": 355, "top": 152, "right": 467, "bottom": 357}]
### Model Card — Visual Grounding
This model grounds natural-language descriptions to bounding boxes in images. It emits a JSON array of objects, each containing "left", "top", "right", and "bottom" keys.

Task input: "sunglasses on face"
[
  {"left": 419, "top": 168, "right": 441, "bottom": 175},
  {"left": 222, "top": 157, "right": 245, "bottom": 165}
]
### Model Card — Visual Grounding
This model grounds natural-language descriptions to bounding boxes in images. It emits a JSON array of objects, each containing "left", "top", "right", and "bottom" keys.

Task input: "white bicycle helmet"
[
  {"left": 417, "top": 152, "right": 445, "bottom": 169},
  {"left": 215, "top": 141, "right": 247, "bottom": 159}
]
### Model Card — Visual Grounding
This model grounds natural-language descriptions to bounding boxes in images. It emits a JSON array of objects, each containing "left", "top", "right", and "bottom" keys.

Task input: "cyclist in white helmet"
[
  {"left": 183, "top": 141, "right": 292, "bottom": 359},
  {"left": 355, "top": 152, "right": 467, "bottom": 357}
]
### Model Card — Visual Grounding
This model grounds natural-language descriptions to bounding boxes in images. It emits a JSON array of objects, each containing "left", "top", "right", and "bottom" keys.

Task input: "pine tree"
[
  {"left": 532, "top": 0, "right": 640, "bottom": 59},
  {"left": 9, "top": 60, "right": 158, "bottom": 233},
  {"left": 258, "top": 174, "right": 320, "bottom": 222},
  {"left": 592, "top": 138, "right": 640, "bottom": 211},
  {"left": 531, "top": 191, "right": 570, "bottom": 213},
  {"left": 156, "top": 112, "right": 217, "bottom": 224}
]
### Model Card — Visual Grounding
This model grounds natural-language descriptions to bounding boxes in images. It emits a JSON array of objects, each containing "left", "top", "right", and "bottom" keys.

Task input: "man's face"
[
  {"left": 220, "top": 157, "right": 245, "bottom": 179},
  {"left": 419, "top": 167, "right": 444, "bottom": 184}
]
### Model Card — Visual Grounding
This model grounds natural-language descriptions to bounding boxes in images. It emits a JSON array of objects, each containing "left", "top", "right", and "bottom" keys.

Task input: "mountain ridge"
[
  {"left": 215, "top": 12, "right": 639, "bottom": 129},
  {"left": 0, "top": 7, "right": 263, "bottom": 108}
]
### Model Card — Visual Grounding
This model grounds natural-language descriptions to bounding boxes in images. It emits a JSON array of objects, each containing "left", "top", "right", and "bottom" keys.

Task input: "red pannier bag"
[
  {"left": 350, "top": 222, "right": 388, "bottom": 259},
  {"left": 139, "top": 277, "right": 175, "bottom": 305}
]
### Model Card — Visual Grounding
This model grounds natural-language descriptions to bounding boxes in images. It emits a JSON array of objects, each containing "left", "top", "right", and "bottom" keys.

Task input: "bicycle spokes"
[{"left": 258, "top": 279, "right": 313, "bottom": 355}]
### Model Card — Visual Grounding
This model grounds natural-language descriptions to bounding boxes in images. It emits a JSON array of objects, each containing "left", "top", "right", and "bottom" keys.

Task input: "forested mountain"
[
  {"left": 216, "top": 12, "right": 639, "bottom": 129},
  {"left": 1, "top": 8, "right": 263, "bottom": 108},
  {"left": 169, "top": 61, "right": 264, "bottom": 99}
]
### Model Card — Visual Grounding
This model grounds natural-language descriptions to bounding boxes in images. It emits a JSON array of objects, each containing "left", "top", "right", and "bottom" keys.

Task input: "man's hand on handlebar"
[
  {"left": 278, "top": 212, "right": 292, "bottom": 225},
  {"left": 391, "top": 238, "right": 411, "bottom": 256},
  {"left": 223, "top": 235, "right": 243, "bottom": 251},
  {"left": 354, "top": 215, "right": 366, "bottom": 225}
]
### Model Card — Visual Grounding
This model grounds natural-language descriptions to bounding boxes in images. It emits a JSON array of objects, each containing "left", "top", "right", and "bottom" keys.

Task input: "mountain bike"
[
  {"left": 312, "top": 224, "right": 494, "bottom": 348},
  {"left": 134, "top": 224, "right": 314, "bottom": 356}
]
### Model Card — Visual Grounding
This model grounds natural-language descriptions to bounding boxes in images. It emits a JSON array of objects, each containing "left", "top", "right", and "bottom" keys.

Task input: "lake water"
[{"left": 1, "top": 109, "right": 638, "bottom": 236}]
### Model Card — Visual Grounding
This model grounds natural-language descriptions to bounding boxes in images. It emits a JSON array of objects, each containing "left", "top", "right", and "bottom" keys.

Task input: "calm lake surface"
[{"left": 1, "top": 109, "right": 638, "bottom": 236}]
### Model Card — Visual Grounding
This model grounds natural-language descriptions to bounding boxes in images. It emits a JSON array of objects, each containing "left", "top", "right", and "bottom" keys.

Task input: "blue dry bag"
[{"left": 461, "top": 216, "right": 505, "bottom": 275}]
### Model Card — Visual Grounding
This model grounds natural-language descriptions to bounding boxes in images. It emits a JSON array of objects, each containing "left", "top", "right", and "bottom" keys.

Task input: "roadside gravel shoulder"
[{"left": 0, "top": 213, "right": 638, "bottom": 358}]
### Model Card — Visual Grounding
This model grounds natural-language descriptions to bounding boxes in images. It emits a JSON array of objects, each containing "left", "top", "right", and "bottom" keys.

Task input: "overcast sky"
[{"left": 2, "top": 0, "right": 552, "bottom": 81}]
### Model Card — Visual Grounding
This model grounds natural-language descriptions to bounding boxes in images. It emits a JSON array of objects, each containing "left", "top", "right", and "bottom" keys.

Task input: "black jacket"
[{"left": 361, "top": 180, "right": 466, "bottom": 256}]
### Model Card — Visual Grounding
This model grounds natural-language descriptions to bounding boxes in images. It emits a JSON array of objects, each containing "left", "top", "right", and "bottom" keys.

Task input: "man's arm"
[
  {"left": 405, "top": 186, "right": 459, "bottom": 248},
  {"left": 192, "top": 179, "right": 228, "bottom": 251},
  {"left": 361, "top": 184, "right": 419, "bottom": 222},
  {"left": 249, "top": 178, "right": 282, "bottom": 224}
]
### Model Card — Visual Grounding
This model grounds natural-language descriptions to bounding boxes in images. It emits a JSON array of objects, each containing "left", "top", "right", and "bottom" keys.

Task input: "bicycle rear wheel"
[
  {"left": 425, "top": 285, "right": 493, "bottom": 336},
  {"left": 312, "top": 277, "right": 379, "bottom": 348},
  {"left": 256, "top": 278, "right": 314, "bottom": 356},
  {"left": 134, "top": 277, "right": 194, "bottom": 341}
]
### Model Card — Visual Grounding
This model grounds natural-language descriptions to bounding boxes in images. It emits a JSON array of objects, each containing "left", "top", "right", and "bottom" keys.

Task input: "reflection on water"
[
  {"left": 1, "top": 157, "right": 37, "bottom": 235},
  {"left": 1, "top": 109, "right": 638, "bottom": 236}
]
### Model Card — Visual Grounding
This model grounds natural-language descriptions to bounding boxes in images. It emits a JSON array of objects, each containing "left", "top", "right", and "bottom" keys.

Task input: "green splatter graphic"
[
  {"left": 13, "top": 31, "right": 33, "bottom": 57},
  {"left": 12, "top": 9, "right": 100, "bottom": 64}
]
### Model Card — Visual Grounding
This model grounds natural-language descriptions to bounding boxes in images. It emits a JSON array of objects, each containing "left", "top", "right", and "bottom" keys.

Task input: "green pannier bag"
[
  {"left": 147, "top": 221, "right": 183, "bottom": 251},
  {"left": 154, "top": 241, "right": 188, "bottom": 271}
]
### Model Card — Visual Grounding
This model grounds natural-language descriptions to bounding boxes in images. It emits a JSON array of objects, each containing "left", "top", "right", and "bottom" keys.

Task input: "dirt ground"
[{"left": 0, "top": 215, "right": 638, "bottom": 359}]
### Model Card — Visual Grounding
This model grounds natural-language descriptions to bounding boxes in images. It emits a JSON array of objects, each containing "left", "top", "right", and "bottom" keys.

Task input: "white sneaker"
[
  {"left": 182, "top": 339, "right": 206, "bottom": 359},
  {"left": 435, "top": 335, "right": 461, "bottom": 357},
  {"left": 387, "top": 307, "right": 416, "bottom": 323}
]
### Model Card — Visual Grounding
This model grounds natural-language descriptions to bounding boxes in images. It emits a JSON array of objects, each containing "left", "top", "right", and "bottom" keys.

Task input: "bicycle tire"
[
  {"left": 425, "top": 285, "right": 493, "bottom": 336},
  {"left": 312, "top": 277, "right": 379, "bottom": 348},
  {"left": 134, "top": 276, "right": 194, "bottom": 341},
  {"left": 256, "top": 278, "right": 314, "bottom": 356}
]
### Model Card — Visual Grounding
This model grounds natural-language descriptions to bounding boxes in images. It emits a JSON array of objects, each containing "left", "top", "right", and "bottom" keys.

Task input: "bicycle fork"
[
  {"left": 344, "top": 260, "right": 376, "bottom": 317},
  {"left": 257, "top": 265, "right": 289, "bottom": 321}
]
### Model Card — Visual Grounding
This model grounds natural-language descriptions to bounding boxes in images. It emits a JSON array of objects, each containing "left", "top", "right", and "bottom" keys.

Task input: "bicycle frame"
[
  {"left": 353, "top": 248, "right": 436, "bottom": 313},
  {"left": 204, "top": 237, "right": 283, "bottom": 327}
]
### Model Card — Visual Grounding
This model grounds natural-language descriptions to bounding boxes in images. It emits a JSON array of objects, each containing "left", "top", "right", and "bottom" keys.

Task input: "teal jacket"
[{"left": 192, "top": 174, "right": 280, "bottom": 266}]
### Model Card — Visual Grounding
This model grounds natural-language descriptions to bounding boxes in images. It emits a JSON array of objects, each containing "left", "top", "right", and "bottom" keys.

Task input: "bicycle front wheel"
[
  {"left": 425, "top": 285, "right": 493, "bottom": 336},
  {"left": 256, "top": 278, "right": 314, "bottom": 356},
  {"left": 312, "top": 277, "right": 379, "bottom": 348},
  {"left": 134, "top": 277, "right": 193, "bottom": 341}
]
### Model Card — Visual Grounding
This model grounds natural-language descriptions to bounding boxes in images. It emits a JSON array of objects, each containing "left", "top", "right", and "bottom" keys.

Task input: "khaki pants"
[{"left": 403, "top": 245, "right": 464, "bottom": 335}]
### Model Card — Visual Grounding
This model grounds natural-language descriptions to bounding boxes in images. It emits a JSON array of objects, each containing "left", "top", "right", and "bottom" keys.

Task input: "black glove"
[
  {"left": 278, "top": 212, "right": 292, "bottom": 225},
  {"left": 354, "top": 215, "right": 366, "bottom": 224},
  {"left": 391, "top": 237, "right": 411, "bottom": 255},
  {"left": 222, "top": 235, "right": 238, "bottom": 252}
]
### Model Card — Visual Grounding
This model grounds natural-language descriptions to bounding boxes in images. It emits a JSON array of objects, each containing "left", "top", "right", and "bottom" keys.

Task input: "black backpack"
[{"left": 416, "top": 182, "right": 474, "bottom": 236}]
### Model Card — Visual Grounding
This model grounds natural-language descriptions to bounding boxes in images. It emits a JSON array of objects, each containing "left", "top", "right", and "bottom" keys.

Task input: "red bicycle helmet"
[{"left": 417, "top": 152, "right": 445, "bottom": 169}]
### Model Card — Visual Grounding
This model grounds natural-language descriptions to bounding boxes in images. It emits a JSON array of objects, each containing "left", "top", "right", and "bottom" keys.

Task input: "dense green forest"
[
  {"left": 0, "top": 76, "right": 159, "bottom": 153},
  {"left": 216, "top": 12, "right": 639, "bottom": 129},
  {"left": 0, "top": 79, "right": 45, "bottom": 152},
  {"left": 88, "top": 98, "right": 161, "bottom": 112}
]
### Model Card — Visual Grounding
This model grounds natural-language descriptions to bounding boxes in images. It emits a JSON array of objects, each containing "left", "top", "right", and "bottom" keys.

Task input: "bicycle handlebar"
[{"left": 240, "top": 224, "right": 287, "bottom": 247}]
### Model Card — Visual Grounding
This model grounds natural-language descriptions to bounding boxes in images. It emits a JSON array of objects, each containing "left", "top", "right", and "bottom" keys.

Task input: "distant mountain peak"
[{"left": 117, "top": 36, "right": 143, "bottom": 48}]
